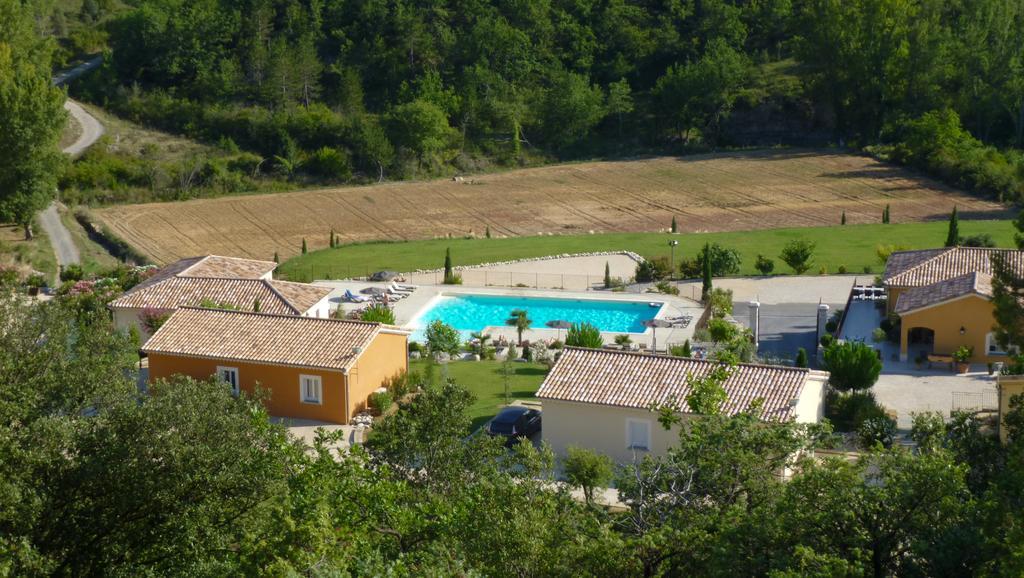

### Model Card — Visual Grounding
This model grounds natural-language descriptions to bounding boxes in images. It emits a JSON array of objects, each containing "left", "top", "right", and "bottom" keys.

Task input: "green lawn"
[
  {"left": 409, "top": 359, "right": 549, "bottom": 431},
  {"left": 279, "top": 220, "right": 1014, "bottom": 282}
]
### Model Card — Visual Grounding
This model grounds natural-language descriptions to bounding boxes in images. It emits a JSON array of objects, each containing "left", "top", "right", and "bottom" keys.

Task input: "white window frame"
[
  {"left": 299, "top": 374, "right": 323, "bottom": 405},
  {"left": 216, "top": 366, "right": 239, "bottom": 396},
  {"left": 987, "top": 332, "right": 1018, "bottom": 357},
  {"left": 626, "top": 418, "right": 651, "bottom": 451}
]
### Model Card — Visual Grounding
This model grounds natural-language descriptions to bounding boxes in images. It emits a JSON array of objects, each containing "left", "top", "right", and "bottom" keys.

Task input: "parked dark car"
[{"left": 487, "top": 406, "right": 541, "bottom": 445}]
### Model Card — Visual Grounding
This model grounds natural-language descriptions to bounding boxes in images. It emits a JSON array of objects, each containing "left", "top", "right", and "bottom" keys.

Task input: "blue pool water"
[{"left": 410, "top": 294, "right": 662, "bottom": 340}]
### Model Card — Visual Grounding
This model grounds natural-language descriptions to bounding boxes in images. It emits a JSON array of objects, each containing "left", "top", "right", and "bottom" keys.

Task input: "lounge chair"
[
  {"left": 392, "top": 281, "right": 417, "bottom": 291},
  {"left": 344, "top": 289, "right": 371, "bottom": 303},
  {"left": 388, "top": 282, "right": 413, "bottom": 295}
]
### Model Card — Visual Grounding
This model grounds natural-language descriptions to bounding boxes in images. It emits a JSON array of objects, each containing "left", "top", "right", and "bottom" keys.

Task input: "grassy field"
[
  {"left": 93, "top": 149, "right": 1009, "bottom": 264},
  {"left": 280, "top": 220, "right": 1014, "bottom": 282},
  {"left": 58, "top": 207, "right": 120, "bottom": 275},
  {"left": 409, "top": 359, "right": 549, "bottom": 431}
]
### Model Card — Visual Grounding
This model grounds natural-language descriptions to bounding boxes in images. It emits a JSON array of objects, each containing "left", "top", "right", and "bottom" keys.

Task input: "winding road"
[{"left": 39, "top": 57, "right": 106, "bottom": 270}]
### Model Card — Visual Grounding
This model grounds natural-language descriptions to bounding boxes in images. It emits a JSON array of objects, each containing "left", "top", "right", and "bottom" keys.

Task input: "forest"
[{"left": 39, "top": 0, "right": 1024, "bottom": 202}]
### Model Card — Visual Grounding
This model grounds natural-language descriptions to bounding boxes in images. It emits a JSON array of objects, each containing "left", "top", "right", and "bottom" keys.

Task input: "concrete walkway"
[{"left": 39, "top": 203, "right": 79, "bottom": 270}]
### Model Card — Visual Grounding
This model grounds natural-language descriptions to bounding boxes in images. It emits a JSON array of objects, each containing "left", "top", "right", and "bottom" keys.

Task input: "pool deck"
[{"left": 313, "top": 280, "right": 704, "bottom": 349}]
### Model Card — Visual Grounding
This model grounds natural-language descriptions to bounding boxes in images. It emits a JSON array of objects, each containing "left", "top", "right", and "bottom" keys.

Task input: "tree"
[
  {"left": 696, "top": 243, "right": 742, "bottom": 277},
  {"left": 1015, "top": 209, "right": 1024, "bottom": 250},
  {"left": 841, "top": 211, "right": 846, "bottom": 225},
  {"left": 945, "top": 206, "right": 960, "bottom": 247},
  {"left": 534, "top": 70, "right": 606, "bottom": 148},
  {"left": 301, "top": 238, "right": 307, "bottom": 254},
  {"left": 795, "top": 347, "right": 809, "bottom": 368},
  {"left": 0, "top": 0, "right": 67, "bottom": 239},
  {"left": 566, "top": 322, "right": 603, "bottom": 349},
  {"left": 361, "top": 303, "right": 396, "bottom": 324},
  {"left": 991, "top": 252, "right": 1024, "bottom": 352},
  {"left": 470, "top": 331, "right": 491, "bottom": 357},
  {"left": 386, "top": 99, "right": 454, "bottom": 168},
  {"left": 822, "top": 341, "right": 882, "bottom": 391},
  {"left": 706, "top": 288, "right": 733, "bottom": 318},
  {"left": 564, "top": 446, "right": 613, "bottom": 505},
  {"left": 606, "top": 78, "right": 633, "bottom": 137},
  {"left": 755, "top": 254, "right": 775, "bottom": 275},
  {"left": 604, "top": 261, "right": 612, "bottom": 288},
  {"left": 424, "top": 320, "right": 461, "bottom": 357},
  {"left": 701, "top": 242, "right": 713, "bottom": 300},
  {"left": 883, "top": 204, "right": 891, "bottom": 224},
  {"left": 685, "top": 363, "right": 732, "bottom": 415},
  {"left": 443, "top": 247, "right": 454, "bottom": 283},
  {"left": 273, "top": 251, "right": 279, "bottom": 263},
  {"left": 780, "top": 239, "right": 816, "bottom": 274},
  {"left": 505, "top": 309, "right": 532, "bottom": 346},
  {"left": 670, "top": 215, "right": 678, "bottom": 233}
]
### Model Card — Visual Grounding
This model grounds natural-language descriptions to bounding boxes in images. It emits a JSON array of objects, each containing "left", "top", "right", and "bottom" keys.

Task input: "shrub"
[
  {"left": 425, "top": 320, "right": 461, "bottom": 356},
  {"left": 138, "top": 307, "right": 172, "bottom": 334},
  {"left": 819, "top": 333, "right": 834, "bottom": 348},
  {"left": 794, "top": 347, "right": 808, "bottom": 368},
  {"left": 858, "top": 416, "right": 897, "bottom": 449},
  {"left": 707, "top": 318, "right": 738, "bottom": 343},
  {"left": 862, "top": 265, "right": 872, "bottom": 274},
  {"left": 818, "top": 265, "right": 827, "bottom": 275},
  {"left": 305, "top": 146, "right": 352, "bottom": 180},
  {"left": 566, "top": 322, "right": 604, "bottom": 348},
  {"left": 876, "top": 244, "right": 910, "bottom": 265},
  {"left": 670, "top": 339, "right": 692, "bottom": 357},
  {"left": 910, "top": 411, "right": 947, "bottom": 452},
  {"left": 408, "top": 341, "right": 423, "bottom": 354},
  {"left": 654, "top": 280, "right": 679, "bottom": 295},
  {"left": 780, "top": 239, "right": 815, "bottom": 274},
  {"left": 952, "top": 345, "right": 973, "bottom": 363},
  {"left": 823, "top": 341, "right": 883, "bottom": 391},
  {"left": 825, "top": 390, "right": 887, "bottom": 432},
  {"left": 25, "top": 273, "right": 46, "bottom": 288},
  {"left": 706, "top": 288, "right": 733, "bottom": 318},
  {"left": 825, "top": 320, "right": 838, "bottom": 333},
  {"left": 635, "top": 257, "right": 671, "bottom": 282},
  {"left": 506, "top": 343, "right": 519, "bottom": 360},
  {"left": 754, "top": 254, "right": 774, "bottom": 275},
  {"left": 361, "top": 304, "right": 396, "bottom": 324},
  {"left": 368, "top": 390, "right": 394, "bottom": 415},
  {"left": 837, "top": 264, "right": 848, "bottom": 274},
  {"left": 695, "top": 243, "right": 742, "bottom": 277},
  {"left": 614, "top": 334, "right": 632, "bottom": 348},
  {"left": 548, "top": 340, "right": 564, "bottom": 350},
  {"left": 961, "top": 233, "right": 996, "bottom": 248},
  {"left": 60, "top": 264, "right": 85, "bottom": 282}
]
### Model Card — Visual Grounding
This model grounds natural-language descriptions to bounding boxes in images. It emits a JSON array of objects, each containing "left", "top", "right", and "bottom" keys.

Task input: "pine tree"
[
  {"left": 945, "top": 206, "right": 960, "bottom": 247},
  {"left": 701, "top": 242, "right": 713, "bottom": 301},
  {"left": 301, "top": 238, "right": 307, "bottom": 255},
  {"left": 604, "top": 261, "right": 612, "bottom": 288},
  {"left": 841, "top": 211, "right": 846, "bottom": 225},
  {"left": 671, "top": 215, "right": 678, "bottom": 233}
]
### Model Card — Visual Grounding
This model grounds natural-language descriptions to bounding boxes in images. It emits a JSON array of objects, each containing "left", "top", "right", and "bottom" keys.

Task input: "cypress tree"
[
  {"left": 301, "top": 238, "right": 307, "bottom": 254},
  {"left": 701, "top": 242, "right": 713, "bottom": 300},
  {"left": 604, "top": 261, "right": 611, "bottom": 288},
  {"left": 945, "top": 206, "right": 960, "bottom": 247},
  {"left": 485, "top": 225, "right": 491, "bottom": 239},
  {"left": 795, "top": 347, "right": 808, "bottom": 368},
  {"left": 273, "top": 251, "right": 279, "bottom": 263},
  {"left": 330, "top": 229, "right": 336, "bottom": 248},
  {"left": 680, "top": 339, "right": 692, "bottom": 357},
  {"left": 671, "top": 216, "right": 678, "bottom": 233},
  {"left": 443, "top": 248, "right": 453, "bottom": 282},
  {"left": 882, "top": 204, "right": 890, "bottom": 224},
  {"left": 253, "top": 298, "right": 261, "bottom": 313},
  {"left": 841, "top": 211, "right": 846, "bottom": 225}
]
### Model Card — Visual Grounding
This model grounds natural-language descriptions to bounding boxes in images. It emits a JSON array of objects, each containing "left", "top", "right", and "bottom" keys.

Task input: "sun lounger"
[
  {"left": 344, "top": 290, "right": 371, "bottom": 303},
  {"left": 388, "top": 282, "right": 413, "bottom": 295},
  {"left": 392, "top": 281, "right": 417, "bottom": 292}
]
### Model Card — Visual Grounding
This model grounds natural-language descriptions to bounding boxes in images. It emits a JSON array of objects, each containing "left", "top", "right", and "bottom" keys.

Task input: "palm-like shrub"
[{"left": 566, "top": 322, "right": 604, "bottom": 348}]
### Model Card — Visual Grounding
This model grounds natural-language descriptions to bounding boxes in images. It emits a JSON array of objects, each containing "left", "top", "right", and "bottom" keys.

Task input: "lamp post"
[{"left": 668, "top": 240, "right": 679, "bottom": 280}]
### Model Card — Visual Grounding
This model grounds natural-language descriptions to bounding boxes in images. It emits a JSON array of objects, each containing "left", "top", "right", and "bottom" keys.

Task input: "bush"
[
  {"left": 822, "top": 341, "right": 883, "bottom": 391},
  {"left": 654, "top": 280, "right": 679, "bottom": 295},
  {"left": 837, "top": 264, "right": 848, "bottom": 274},
  {"left": 707, "top": 318, "right": 738, "bottom": 343},
  {"left": 780, "top": 239, "right": 815, "bottom": 274},
  {"left": 361, "top": 304, "right": 396, "bottom": 324},
  {"left": 794, "top": 347, "right": 808, "bottom": 368},
  {"left": 506, "top": 343, "right": 519, "bottom": 360},
  {"left": 754, "top": 254, "right": 775, "bottom": 275},
  {"left": 695, "top": 243, "right": 742, "bottom": 277},
  {"left": 858, "top": 416, "right": 897, "bottom": 449},
  {"left": 408, "top": 341, "right": 423, "bottom": 354},
  {"left": 60, "top": 264, "right": 84, "bottom": 282},
  {"left": 425, "top": 320, "right": 461, "bottom": 356},
  {"left": 871, "top": 328, "right": 887, "bottom": 342},
  {"left": 564, "top": 446, "right": 614, "bottom": 505},
  {"left": 636, "top": 257, "right": 671, "bottom": 282},
  {"left": 368, "top": 390, "right": 394, "bottom": 415},
  {"left": 670, "top": 339, "right": 692, "bottom": 357},
  {"left": 819, "top": 333, "right": 834, "bottom": 348},
  {"left": 706, "top": 288, "right": 733, "bottom": 318},
  {"left": 826, "top": 390, "right": 887, "bottom": 432},
  {"left": 961, "top": 233, "right": 996, "bottom": 248},
  {"left": 566, "top": 322, "right": 604, "bottom": 348},
  {"left": 305, "top": 146, "right": 353, "bottom": 180}
]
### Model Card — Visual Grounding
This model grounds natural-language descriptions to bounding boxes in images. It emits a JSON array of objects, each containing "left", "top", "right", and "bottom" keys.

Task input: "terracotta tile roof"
[
  {"left": 141, "top": 308, "right": 392, "bottom": 371},
  {"left": 111, "top": 255, "right": 328, "bottom": 314},
  {"left": 894, "top": 272, "right": 993, "bottom": 314},
  {"left": 883, "top": 247, "right": 1024, "bottom": 288},
  {"left": 537, "top": 347, "right": 823, "bottom": 421},
  {"left": 111, "top": 278, "right": 329, "bottom": 314},
  {"left": 179, "top": 255, "right": 277, "bottom": 279}
]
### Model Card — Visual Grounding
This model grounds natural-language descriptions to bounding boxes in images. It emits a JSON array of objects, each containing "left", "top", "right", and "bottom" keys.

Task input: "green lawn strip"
[
  {"left": 59, "top": 208, "right": 119, "bottom": 275},
  {"left": 409, "top": 359, "right": 549, "bottom": 432},
  {"left": 279, "top": 220, "right": 1014, "bottom": 282}
]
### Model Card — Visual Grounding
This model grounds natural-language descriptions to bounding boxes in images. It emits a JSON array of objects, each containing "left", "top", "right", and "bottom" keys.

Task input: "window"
[
  {"left": 627, "top": 419, "right": 651, "bottom": 451},
  {"left": 300, "top": 374, "right": 322, "bottom": 405},
  {"left": 217, "top": 366, "right": 239, "bottom": 396},
  {"left": 987, "top": 332, "right": 1018, "bottom": 357}
]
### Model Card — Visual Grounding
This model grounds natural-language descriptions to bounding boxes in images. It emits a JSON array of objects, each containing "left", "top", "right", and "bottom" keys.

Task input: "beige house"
[
  {"left": 536, "top": 348, "right": 828, "bottom": 464},
  {"left": 883, "top": 247, "right": 1024, "bottom": 363},
  {"left": 111, "top": 255, "right": 332, "bottom": 339}
]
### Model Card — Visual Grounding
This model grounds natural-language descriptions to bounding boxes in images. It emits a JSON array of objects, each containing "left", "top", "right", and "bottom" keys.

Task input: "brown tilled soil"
[{"left": 94, "top": 149, "right": 1010, "bottom": 264}]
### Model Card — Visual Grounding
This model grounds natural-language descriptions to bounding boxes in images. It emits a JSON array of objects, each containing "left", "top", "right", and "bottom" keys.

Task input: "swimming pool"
[{"left": 409, "top": 293, "right": 663, "bottom": 339}]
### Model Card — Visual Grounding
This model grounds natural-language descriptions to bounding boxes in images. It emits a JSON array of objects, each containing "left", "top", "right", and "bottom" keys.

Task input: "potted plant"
[
  {"left": 952, "top": 346, "right": 973, "bottom": 374},
  {"left": 988, "top": 362, "right": 995, "bottom": 375},
  {"left": 914, "top": 351, "right": 927, "bottom": 370}
]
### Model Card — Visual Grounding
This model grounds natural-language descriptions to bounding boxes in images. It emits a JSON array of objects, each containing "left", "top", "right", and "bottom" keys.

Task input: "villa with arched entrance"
[{"left": 883, "top": 247, "right": 1023, "bottom": 364}]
